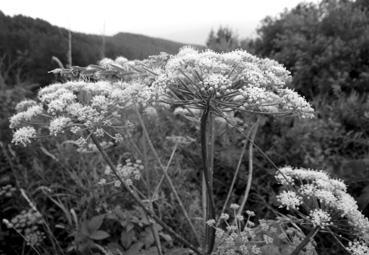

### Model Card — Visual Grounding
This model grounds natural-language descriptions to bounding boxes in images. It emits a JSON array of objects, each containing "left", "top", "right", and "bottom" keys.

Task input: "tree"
[
  {"left": 252, "top": 0, "right": 369, "bottom": 99},
  {"left": 206, "top": 27, "right": 239, "bottom": 52}
]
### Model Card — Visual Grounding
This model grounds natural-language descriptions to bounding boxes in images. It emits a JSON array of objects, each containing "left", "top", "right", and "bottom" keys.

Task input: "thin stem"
[
  {"left": 90, "top": 133, "right": 201, "bottom": 255},
  {"left": 219, "top": 113, "right": 297, "bottom": 188},
  {"left": 216, "top": 124, "right": 254, "bottom": 227},
  {"left": 151, "top": 143, "right": 178, "bottom": 200},
  {"left": 134, "top": 107, "right": 201, "bottom": 246},
  {"left": 146, "top": 205, "right": 164, "bottom": 255},
  {"left": 238, "top": 119, "right": 260, "bottom": 215},
  {"left": 326, "top": 227, "right": 348, "bottom": 252},
  {"left": 290, "top": 227, "right": 320, "bottom": 255}
]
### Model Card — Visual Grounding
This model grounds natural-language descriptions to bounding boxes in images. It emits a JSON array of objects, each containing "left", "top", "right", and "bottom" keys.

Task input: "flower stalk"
[
  {"left": 238, "top": 119, "right": 259, "bottom": 214},
  {"left": 135, "top": 107, "right": 201, "bottom": 246},
  {"left": 290, "top": 227, "right": 320, "bottom": 255},
  {"left": 90, "top": 133, "right": 202, "bottom": 255},
  {"left": 200, "top": 101, "right": 216, "bottom": 255}
]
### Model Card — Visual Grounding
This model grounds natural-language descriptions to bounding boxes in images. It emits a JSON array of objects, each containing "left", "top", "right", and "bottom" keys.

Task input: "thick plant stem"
[
  {"left": 238, "top": 120, "right": 259, "bottom": 214},
  {"left": 290, "top": 227, "right": 320, "bottom": 255},
  {"left": 90, "top": 134, "right": 202, "bottom": 255},
  {"left": 135, "top": 108, "right": 201, "bottom": 246},
  {"left": 200, "top": 104, "right": 216, "bottom": 255}
]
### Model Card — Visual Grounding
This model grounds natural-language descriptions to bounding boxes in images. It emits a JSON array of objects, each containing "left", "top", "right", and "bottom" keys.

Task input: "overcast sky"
[{"left": 1, "top": 0, "right": 316, "bottom": 45}]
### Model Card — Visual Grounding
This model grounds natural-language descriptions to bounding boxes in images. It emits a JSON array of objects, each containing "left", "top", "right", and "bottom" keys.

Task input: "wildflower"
[
  {"left": 206, "top": 219, "right": 216, "bottom": 226},
  {"left": 246, "top": 210, "right": 255, "bottom": 217},
  {"left": 235, "top": 214, "right": 244, "bottom": 222},
  {"left": 309, "top": 209, "right": 332, "bottom": 228},
  {"left": 275, "top": 167, "right": 369, "bottom": 246},
  {"left": 220, "top": 213, "right": 230, "bottom": 221},
  {"left": 276, "top": 190, "right": 302, "bottom": 210},
  {"left": 103, "top": 159, "right": 143, "bottom": 187},
  {"left": 10, "top": 105, "right": 43, "bottom": 128},
  {"left": 12, "top": 126, "right": 36, "bottom": 146},
  {"left": 153, "top": 47, "right": 314, "bottom": 118},
  {"left": 0, "top": 184, "right": 16, "bottom": 197},
  {"left": 347, "top": 241, "right": 369, "bottom": 255},
  {"left": 15, "top": 100, "right": 37, "bottom": 112},
  {"left": 3, "top": 208, "right": 45, "bottom": 246},
  {"left": 230, "top": 203, "right": 240, "bottom": 210},
  {"left": 99, "top": 58, "right": 114, "bottom": 68},
  {"left": 49, "top": 117, "right": 71, "bottom": 136}
]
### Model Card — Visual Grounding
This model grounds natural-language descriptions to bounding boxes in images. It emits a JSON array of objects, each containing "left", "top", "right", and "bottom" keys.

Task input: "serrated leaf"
[{"left": 89, "top": 230, "right": 110, "bottom": 240}]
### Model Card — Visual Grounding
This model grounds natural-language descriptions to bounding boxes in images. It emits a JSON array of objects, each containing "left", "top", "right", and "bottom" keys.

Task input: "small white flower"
[
  {"left": 309, "top": 209, "right": 331, "bottom": 228},
  {"left": 206, "top": 219, "right": 216, "bottom": 226},
  {"left": 12, "top": 126, "right": 36, "bottom": 146},
  {"left": 49, "top": 117, "right": 71, "bottom": 136},
  {"left": 230, "top": 203, "right": 240, "bottom": 210},
  {"left": 276, "top": 190, "right": 302, "bottom": 210}
]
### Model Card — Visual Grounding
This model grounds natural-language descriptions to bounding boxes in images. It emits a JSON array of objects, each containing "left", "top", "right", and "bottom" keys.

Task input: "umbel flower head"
[
  {"left": 153, "top": 47, "right": 314, "bottom": 118},
  {"left": 10, "top": 80, "right": 156, "bottom": 146},
  {"left": 275, "top": 166, "right": 369, "bottom": 253}
]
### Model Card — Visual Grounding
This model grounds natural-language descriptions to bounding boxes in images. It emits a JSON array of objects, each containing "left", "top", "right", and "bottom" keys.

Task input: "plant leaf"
[
  {"left": 89, "top": 230, "right": 110, "bottom": 240},
  {"left": 87, "top": 215, "right": 105, "bottom": 233}
]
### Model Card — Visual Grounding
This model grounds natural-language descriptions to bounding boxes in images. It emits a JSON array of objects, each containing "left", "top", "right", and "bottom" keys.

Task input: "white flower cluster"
[
  {"left": 275, "top": 166, "right": 369, "bottom": 249},
  {"left": 10, "top": 105, "right": 43, "bottom": 129},
  {"left": 309, "top": 209, "right": 332, "bottom": 228},
  {"left": 0, "top": 184, "right": 16, "bottom": 197},
  {"left": 10, "top": 49, "right": 314, "bottom": 146},
  {"left": 100, "top": 159, "right": 143, "bottom": 187},
  {"left": 153, "top": 47, "right": 314, "bottom": 118},
  {"left": 210, "top": 205, "right": 316, "bottom": 255},
  {"left": 348, "top": 241, "right": 369, "bottom": 255},
  {"left": 276, "top": 190, "right": 303, "bottom": 210},
  {"left": 11, "top": 126, "right": 37, "bottom": 146},
  {"left": 3, "top": 208, "right": 45, "bottom": 246},
  {"left": 10, "top": 80, "right": 156, "bottom": 146},
  {"left": 211, "top": 204, "right": 263, "bottom": 255}
]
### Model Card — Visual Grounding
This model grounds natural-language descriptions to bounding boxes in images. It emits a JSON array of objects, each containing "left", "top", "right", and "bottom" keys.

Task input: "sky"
[{"left": 1, "top": 0, "right": 315, "bottom": 45}]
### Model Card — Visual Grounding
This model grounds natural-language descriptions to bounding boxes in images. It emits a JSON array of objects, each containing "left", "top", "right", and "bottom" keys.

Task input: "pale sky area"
[{"left": 1, "top": 0, "right": 317, "bottom": 45}]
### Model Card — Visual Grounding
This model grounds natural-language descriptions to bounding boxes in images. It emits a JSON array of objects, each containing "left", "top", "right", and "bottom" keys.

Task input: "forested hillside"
[{"left": 0, "top": 11, "right": 194, "bottom": 85}]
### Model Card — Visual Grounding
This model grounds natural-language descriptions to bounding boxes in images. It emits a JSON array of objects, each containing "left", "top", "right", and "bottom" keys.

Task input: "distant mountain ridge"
[{"left": 0, "top": 11, "right": 202, "bottom": 85}]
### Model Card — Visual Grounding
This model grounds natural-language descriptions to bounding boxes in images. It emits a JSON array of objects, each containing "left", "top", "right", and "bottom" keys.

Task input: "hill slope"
[{"left": 0, "top": 11, "right": 198, "bottom": 85}]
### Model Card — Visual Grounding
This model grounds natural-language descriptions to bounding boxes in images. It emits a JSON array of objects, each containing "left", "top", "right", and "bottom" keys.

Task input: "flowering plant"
[{"left": 7, "top": 47, "right": 368, "bottom": 255}]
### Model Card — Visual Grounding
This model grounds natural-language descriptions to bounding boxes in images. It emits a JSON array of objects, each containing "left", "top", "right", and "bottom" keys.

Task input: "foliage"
[
  {"left": 206, "top": 27, "right": 239, "bottom": 53},
  {"left": 252, "top": 0, "right": 369, "bottom": 99}
]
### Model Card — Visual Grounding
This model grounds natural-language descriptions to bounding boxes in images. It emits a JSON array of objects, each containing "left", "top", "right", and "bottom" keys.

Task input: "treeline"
[
  {"left": 0, "top": 11, "right": 192, "bottom": 86},
  {"left": 207, "top": 0, "right": 369, "bottom": 100}
]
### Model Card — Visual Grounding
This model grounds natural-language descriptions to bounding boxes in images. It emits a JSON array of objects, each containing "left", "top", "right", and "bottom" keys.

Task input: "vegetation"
[{"left": 2, "top": 0, "right": 369, "bottom": 254}]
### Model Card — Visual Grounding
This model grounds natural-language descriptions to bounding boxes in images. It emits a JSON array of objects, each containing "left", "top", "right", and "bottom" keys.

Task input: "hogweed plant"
[{"left": 7, "top": 47, "right": 369, "bottom": 254}]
